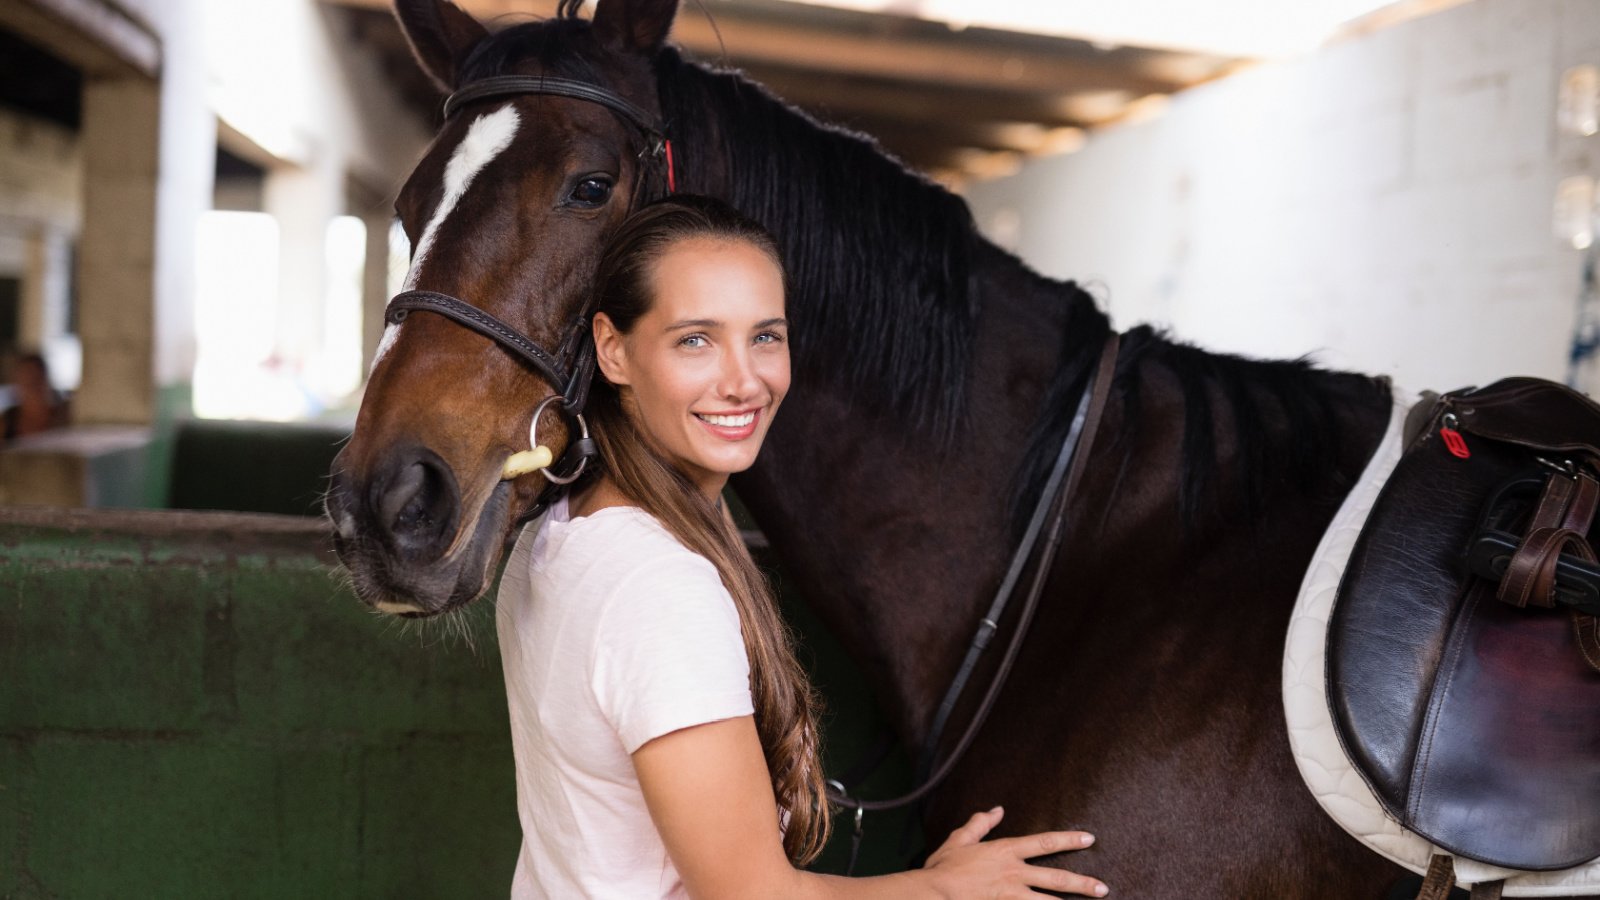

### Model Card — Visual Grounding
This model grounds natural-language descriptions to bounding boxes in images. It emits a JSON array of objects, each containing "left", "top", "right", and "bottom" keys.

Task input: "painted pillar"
[
  {"left": 263, "top": 158, "right": 341, "bottom": 383},
  {"left": 74, "top": 76, "right": 161, "bottom": 425},
  {"left": 360, "top": 208, "right": 393, "bottom": 377}
]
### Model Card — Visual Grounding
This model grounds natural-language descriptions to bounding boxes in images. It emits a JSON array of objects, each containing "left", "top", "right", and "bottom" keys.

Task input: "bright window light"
[
  {"left": 193, "top": 211, "right": 369, "bottom": 420},
  {"left": 779, "top": 0, "right": 1419, "bottom": 58},
  {"left": 193, "top": 211, "right": 286, "bottom": 419},
  {"left": 317, "top": 215, "right": 366, "bottom": 406}
]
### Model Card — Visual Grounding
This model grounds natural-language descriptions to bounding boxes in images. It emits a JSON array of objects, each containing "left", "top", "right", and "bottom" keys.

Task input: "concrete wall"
[
  {"left": 0, "top": 509, "right": 520, "bottom": 897},
  {"left": 965, "top": 0, "right": 1600, "bottom": 395}
]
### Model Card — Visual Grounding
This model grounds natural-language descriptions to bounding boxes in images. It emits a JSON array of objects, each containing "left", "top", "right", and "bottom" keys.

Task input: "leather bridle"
[{"left": 383, "top": 75, "right": 674, "bottom": 514}]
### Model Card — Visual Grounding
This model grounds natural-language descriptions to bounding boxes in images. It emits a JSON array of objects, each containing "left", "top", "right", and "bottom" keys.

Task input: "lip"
[{"left": 692, "top": 406, "right": 763, "bottom": 441}]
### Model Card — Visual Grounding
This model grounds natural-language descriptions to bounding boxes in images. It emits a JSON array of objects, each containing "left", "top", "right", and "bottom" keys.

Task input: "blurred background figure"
[{"left": 3, "top": 351, "right": 69, "bottom": 442}]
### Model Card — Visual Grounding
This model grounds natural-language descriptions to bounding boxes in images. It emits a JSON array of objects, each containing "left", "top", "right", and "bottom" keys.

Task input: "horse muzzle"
[{"left": 326, "top": 444, "right": 511, "bottom": 616}]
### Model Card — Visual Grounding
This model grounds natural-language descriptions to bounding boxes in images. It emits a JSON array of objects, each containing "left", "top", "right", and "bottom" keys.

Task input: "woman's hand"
[{"left": 922, "top": 806, "right": 1107, "bottom": 898}]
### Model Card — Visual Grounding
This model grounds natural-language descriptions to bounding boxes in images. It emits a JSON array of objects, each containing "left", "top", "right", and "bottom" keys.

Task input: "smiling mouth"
[{"left": 695, "top": 411, "right": 756, "bottom": 427}]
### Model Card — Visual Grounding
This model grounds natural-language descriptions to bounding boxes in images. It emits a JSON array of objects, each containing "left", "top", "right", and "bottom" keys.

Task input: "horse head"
[{"left": 327, "top": 0, "right": 679, "bottom": 615}]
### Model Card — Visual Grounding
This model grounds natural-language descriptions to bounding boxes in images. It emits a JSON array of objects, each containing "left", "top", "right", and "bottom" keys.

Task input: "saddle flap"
[
  {"left": 1327, "top": 377, "right": 1600, "bottom": 872},
  {"left": 1406, "top": 582, "right": 1600, "bottom": 869}
]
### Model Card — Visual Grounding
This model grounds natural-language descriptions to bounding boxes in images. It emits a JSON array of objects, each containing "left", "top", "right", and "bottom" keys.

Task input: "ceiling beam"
[
  {"left": 320, "top": 0, "right": 1197, "bottom": 97},
  {"left": 669, "top": 16, "right": 1178, "bottom": 98},
  {"left": 3, "top": 0, "right": 160, "bottom": 78},
  {"left": 745, "top": 65, "right": 1132, "bottom": 131}
]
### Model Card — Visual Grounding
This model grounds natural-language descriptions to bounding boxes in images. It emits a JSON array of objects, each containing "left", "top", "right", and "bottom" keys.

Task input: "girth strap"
[
  {"left": 1416, "top": 854, "right": 1456, "bottom": 900},
  {"left": 1414, "top": 854, "right": 1505, "bottom": 900}
]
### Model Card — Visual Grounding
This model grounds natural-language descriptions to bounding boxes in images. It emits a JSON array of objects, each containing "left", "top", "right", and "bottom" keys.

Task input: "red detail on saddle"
[
  {"left": 665, "top": 140, "right": 677, "bottom": 194},
  {"left": 1441, "top": 426, "right": 1471, "bottom": 459}
]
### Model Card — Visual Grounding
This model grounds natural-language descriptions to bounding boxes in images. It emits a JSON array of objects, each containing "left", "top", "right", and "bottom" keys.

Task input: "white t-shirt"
[{"left": 496, "top": 495, "right": 755, "bottom": 899}]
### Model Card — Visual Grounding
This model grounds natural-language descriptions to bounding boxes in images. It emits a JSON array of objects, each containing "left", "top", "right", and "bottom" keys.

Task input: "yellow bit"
[{"left": 501, "top": 445, "right": 554, "bottom": 480}]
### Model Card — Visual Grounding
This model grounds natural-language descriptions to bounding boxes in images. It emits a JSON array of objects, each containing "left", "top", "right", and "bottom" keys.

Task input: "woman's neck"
[{"left": 568, "top": 477, "right": 632, "bottom": 518}]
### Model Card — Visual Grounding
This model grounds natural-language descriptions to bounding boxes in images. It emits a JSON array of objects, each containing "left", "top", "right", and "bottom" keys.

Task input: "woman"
[{"left": 497, "top": 196, "right": 1107, "bottom": 898}]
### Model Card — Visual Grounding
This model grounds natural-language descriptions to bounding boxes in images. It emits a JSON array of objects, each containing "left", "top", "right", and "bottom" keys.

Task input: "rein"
[
  {"left": 825, "top": 333, "right": 1121, "bottom": 869},
  {"left": 383, "top": 75, "right": 675, "bottom": 511}
]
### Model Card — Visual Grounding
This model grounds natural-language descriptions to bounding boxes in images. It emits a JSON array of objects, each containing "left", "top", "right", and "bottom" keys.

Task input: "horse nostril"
[
  {"left": 376, "top": 455, "right": 459, "bottom": 559},
  {"left": 381, "top": 461, "right": 426, "bottom": 527}
]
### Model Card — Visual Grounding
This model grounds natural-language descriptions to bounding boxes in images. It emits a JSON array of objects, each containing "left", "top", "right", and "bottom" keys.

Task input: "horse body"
[
  {"left": 731, "top": 242, "right": 1400, "bottom": 893},
  {"left": 333, "top": 0, "right": 1434, "bottom": 893}
]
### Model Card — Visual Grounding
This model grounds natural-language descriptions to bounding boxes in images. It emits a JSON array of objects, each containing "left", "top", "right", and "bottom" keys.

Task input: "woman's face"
[{"left": 595, "top": 236, "right": 790, "bottom": 498}]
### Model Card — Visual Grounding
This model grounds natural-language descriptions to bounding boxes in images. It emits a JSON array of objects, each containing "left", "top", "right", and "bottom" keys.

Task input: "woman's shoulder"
[
  {"left": 531, "top": 497, "right": 720, "bottom": 590},
  {"left": 555, "top": 500, "right": 686, "bottom": 552}
]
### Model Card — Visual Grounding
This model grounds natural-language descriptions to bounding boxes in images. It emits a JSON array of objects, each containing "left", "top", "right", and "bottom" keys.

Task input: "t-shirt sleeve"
[{"left": 591, "top": 551, "right": 755, "bottom": 754}]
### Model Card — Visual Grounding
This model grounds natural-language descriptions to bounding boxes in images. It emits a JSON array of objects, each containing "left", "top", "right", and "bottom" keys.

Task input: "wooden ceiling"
[{"left": 322, "top": 0, "right": 1247, "bottom": 186}]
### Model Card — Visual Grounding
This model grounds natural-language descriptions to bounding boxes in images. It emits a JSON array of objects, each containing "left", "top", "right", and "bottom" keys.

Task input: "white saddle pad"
[{"left": 1282, "top": 390, "right": 1600, "bottom": 896}]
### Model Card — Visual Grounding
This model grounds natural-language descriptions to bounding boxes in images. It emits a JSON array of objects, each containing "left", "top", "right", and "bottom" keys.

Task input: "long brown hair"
[{"left": 584, "top": 195, "right": 829, "bottom": 864}]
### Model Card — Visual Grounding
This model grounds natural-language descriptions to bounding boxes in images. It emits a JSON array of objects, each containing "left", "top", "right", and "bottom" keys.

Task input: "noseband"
[{"left": 384, "top": 75, "right": 674, "bottom": 516}]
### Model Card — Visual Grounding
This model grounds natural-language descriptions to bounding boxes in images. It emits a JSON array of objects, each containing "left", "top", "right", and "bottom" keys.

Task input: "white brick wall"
[{"left": 966, "top": 0, "right": 1600, "bottom": 395}]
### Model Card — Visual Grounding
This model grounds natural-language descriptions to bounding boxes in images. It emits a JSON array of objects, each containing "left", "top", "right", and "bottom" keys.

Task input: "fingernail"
[
  {"left": 1095, "top": 884, "right": 1109, "bottom": 897},
  {"left": 1081, "top": 833, "right": 1095, "bottom": 847},
  {"left": 990, "top": 805, "right": 1003, "bottom": 814}
]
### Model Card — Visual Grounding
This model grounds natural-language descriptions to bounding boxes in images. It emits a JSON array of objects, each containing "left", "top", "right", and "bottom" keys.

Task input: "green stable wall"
[{"left": 1, "top": 505, "right": 915, "bottom": 898}]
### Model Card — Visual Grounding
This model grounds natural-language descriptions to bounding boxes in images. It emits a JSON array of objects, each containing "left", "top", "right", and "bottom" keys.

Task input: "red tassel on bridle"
[{"left": 664, "top": 139, "right": 677, "bottom": 194}]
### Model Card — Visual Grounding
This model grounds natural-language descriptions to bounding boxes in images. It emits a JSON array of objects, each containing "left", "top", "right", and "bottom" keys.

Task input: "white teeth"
[{"left": 697, "top": 412, "right": 755, "bottom": 427}]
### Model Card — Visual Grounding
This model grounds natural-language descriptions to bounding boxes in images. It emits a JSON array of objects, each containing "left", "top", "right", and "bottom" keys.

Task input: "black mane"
[
  {"left": 646, "top": 42, "right": 1391, "bottom": 527},
  {"left": 468, "top": 11, "right": 1391, "bottom": 526}
]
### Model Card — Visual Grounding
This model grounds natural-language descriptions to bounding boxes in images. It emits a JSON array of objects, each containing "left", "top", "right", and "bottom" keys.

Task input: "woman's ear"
[{"left": 592, "top": 313, "right": 632, "bottom": 387}]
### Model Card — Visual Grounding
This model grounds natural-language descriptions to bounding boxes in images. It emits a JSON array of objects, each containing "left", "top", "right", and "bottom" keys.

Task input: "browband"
[{"left": 443, "top": 75, "right": 663, "bottom": 139}]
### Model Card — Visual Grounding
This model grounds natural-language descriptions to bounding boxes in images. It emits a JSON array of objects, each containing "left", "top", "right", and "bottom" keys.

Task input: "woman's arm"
[{"left": 633, "top": 716, "right": 1108, "bottom": 898}]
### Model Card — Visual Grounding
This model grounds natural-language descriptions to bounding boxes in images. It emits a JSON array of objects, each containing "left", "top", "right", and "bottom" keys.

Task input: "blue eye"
[
  {"left": 679, "top": 334, "right": 708, "bottom": 348},
  {"left": 755, "top": 331, "right": 785, "bottom": 345}
]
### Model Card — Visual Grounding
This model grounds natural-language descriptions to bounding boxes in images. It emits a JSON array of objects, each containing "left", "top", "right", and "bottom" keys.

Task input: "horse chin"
[{"left": 337, "top": 480, "right": 514, "bottom": 618}]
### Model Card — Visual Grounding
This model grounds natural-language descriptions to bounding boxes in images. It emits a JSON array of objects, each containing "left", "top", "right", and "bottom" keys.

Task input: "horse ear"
[
  {"left": 591, "top": 0, "right": 678, "bottom": 54},
  {"left": 393, "top": 0, "right": 490, "bottom": 91}
]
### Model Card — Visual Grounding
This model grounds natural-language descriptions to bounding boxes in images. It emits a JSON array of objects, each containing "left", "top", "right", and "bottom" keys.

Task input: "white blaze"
[{"left": 371, "top": 106, "right": 522, "bottom": 373}]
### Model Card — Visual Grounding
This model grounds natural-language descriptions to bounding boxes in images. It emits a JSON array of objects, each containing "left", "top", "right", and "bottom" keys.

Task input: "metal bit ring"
[{"left": 529, "top": 394, "right": 590, "bottom": 485}]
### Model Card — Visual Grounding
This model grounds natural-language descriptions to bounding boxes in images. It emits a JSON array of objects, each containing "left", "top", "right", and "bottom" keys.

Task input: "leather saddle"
[{"left": 1328, "top": 376, "right": 1600, "bottom": 872}]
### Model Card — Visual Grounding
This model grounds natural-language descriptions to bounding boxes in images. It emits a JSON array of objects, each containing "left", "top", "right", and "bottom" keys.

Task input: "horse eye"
[{"left": 569, "top": 177, "right": 613, "bottom": 208}]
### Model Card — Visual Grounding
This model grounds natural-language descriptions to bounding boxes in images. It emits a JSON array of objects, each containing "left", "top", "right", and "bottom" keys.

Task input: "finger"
[
  {"left": 992, "top": 830, "right": 1096, "bottom": 859},
  {"left": 1022, "top": 863, "right": 1109, "bottom": 897},
  {"left": 947, "top": 806, "right": 1004, "bottom": 848}
]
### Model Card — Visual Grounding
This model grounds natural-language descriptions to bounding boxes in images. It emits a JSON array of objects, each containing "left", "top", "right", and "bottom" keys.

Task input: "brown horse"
[{"left": 328, "top": 0, "right": 1456, "bottom": 894}]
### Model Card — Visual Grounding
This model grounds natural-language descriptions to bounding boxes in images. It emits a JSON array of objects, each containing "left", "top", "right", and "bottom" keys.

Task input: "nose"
[
  {"left": 716, "top": 345, "right": 761, "bottom": 401},
  {"left": 329, "top": 446, "right": 462, "bottom": 564}
]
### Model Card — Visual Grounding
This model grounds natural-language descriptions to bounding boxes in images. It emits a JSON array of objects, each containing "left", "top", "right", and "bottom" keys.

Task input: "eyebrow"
[{"left": 664, "top": 317, "right": 789, "bottom": 331}]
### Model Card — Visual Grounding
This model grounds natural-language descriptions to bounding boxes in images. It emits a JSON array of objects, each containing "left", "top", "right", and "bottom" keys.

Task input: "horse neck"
[
  {"left": 745, "top": 249, "right": 1103, "bottom": 746},
  {"left": 655, "top": 53, "right": 1104, "bottom": 742},
  {"left": 656, "top": 52, "right": 1394, "bottom": 749}
]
